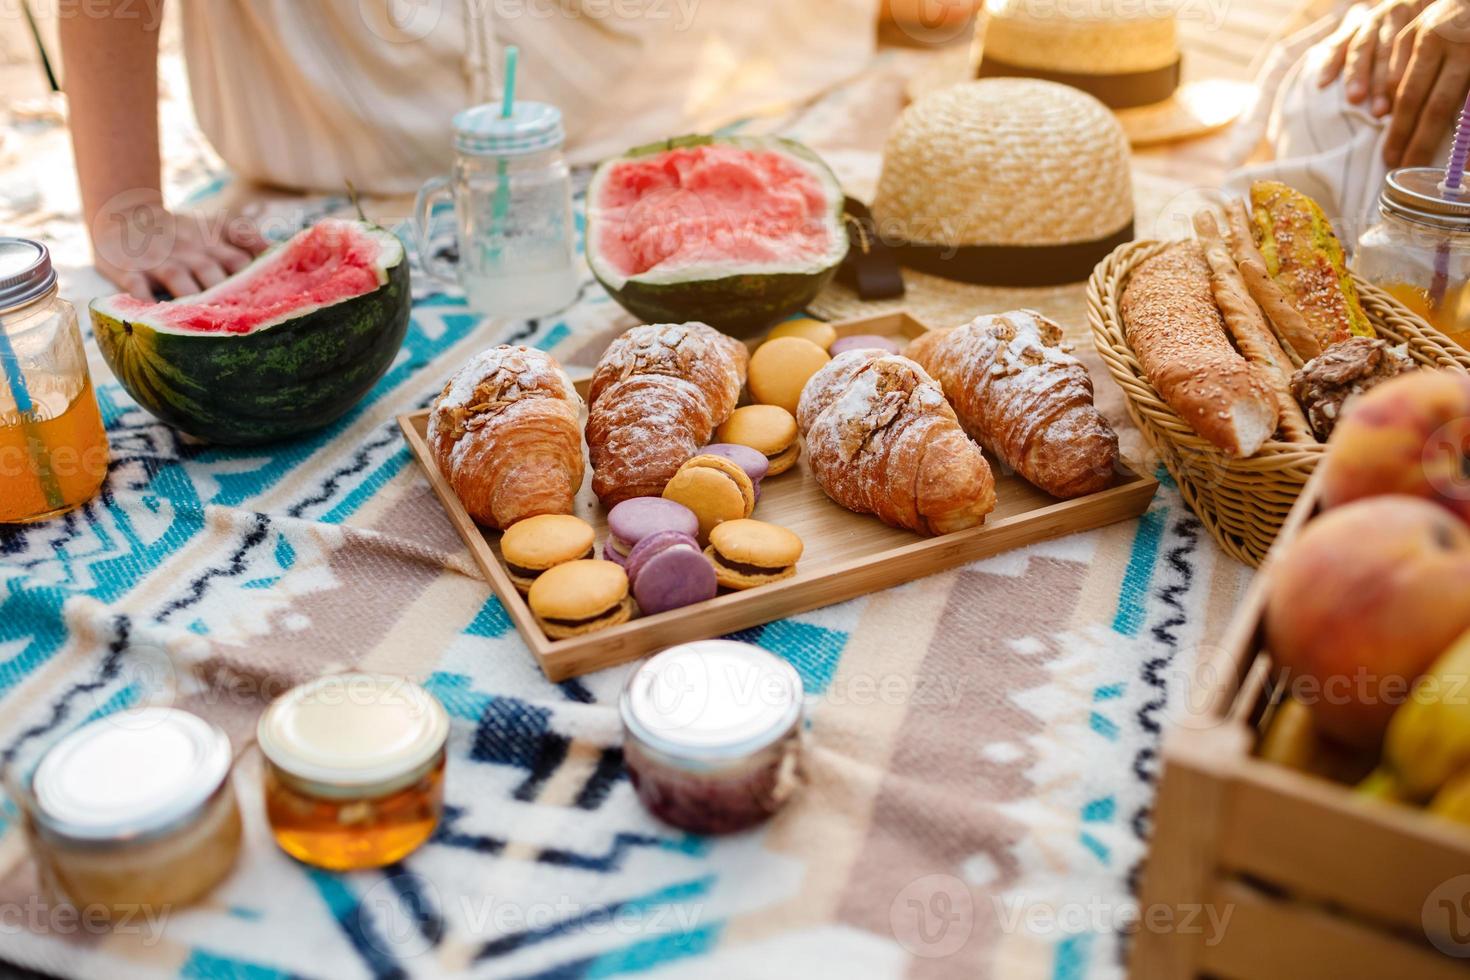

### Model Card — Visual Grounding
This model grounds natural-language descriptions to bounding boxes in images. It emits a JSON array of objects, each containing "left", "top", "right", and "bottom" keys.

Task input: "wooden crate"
[{"left": 1133, "top": 474, "right": 1470, "bottom": 979}]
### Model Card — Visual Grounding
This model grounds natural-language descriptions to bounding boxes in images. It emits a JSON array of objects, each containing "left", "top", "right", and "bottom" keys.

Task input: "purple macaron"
[
  {"left": 830, "top": 334, "right": 902, "bottom": 356},
  {"left": 625, "top": 531, "right": 717, "bottom": 615},
  {"left": 701, "top": 443, "right": 770, "bottom": 502},
  {"left": 605, "top": 497, "right": 699, "bottom": 563}
]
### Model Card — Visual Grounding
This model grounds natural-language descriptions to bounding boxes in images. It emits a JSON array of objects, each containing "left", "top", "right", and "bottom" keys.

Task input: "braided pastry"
[
  {"left": 586, "top": 323, "right": 749, "bottom": 506},
  {"left": 428, "top": 345, "right": 584, "bottom": 530},
  {"left": 907, "top": 310, "right": 1120, "bottom": 498},
  {"left": 798, "top": 350, "right": 996, "bottom": 536}
]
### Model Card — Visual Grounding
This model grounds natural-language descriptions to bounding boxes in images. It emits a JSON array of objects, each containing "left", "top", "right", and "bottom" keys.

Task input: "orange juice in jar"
[
  {"left": 1356, "top": 168, "right": 1470, "bottom": 350},
  {"left": 1, "top": 239, "right": 109, "bottom": 523}
]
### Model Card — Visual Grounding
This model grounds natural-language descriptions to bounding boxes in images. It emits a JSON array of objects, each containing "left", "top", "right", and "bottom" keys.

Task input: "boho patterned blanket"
[{"left": 0, "top": 52, "right": 1253, "bottom": 980}]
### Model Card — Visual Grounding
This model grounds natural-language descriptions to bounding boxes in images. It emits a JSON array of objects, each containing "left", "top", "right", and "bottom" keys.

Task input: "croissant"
[
  {"left": 428, "top": 345, "right": 584, "bottom": 530},
  {"left": 586, "top": 322, "right": 749, "bottom": 507},
  {"left": 907, "top": 310, "right": 1120, "bottom": 499},
  {"left": 798, "top": 350, "right": 996, "bottom": 536}
]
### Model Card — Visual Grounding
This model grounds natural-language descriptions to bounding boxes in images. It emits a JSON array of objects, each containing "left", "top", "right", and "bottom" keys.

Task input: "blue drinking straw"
[
  {"left": 0, "top": 314, "right": 63, "bottom": 514},
  {"left": 1429, "top": 92, "right": 1470, "bottom": 312},
  {"left": 488, "top": 46, "right": 519, "bottom": 264}
]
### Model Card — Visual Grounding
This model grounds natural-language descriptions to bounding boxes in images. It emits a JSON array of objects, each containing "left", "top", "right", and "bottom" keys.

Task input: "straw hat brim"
[{"left": 908, "top": 44, "right": 1253, "bottom": 147}]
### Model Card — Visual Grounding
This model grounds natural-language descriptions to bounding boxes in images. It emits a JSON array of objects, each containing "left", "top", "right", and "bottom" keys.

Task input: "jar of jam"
[
  {"left": 18, "top": 708, "right": 241, "bottom": 913},
  {"left": 1355, "top": 167, "right": 1470, "bottom": 349},
  {"left": 257, "top": 673, "right": 449, "bottom": 871},
  {"left": 620, "top": 641, "right": 804, "bottom": 834}
]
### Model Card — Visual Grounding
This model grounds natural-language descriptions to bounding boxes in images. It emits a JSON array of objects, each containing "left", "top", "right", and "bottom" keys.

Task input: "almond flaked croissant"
[
  {"left": 586, "top": 322, "right": 749, "bottom": 507},
  {"left": 907, "top": 310, "right": 1120, "bottom": 498},
  {"left": 798, "top": 350, "right": 996, "bottom": 536},
  {"left": 428, "top": 345, "right": 584, "bottom": 529}
]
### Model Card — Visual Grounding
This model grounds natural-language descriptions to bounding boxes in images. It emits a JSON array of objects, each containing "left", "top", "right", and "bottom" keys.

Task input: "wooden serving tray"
[{"left": 401, "top": 313, "right": 1159, "bottom": 680}]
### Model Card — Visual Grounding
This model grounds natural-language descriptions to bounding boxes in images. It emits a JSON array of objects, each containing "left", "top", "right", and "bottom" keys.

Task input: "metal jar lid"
[
  {"left": 1380, "top": 167, "right": 1470, "bottom": 230},
  {"left": 0, "top": 238, "right": 58, "bottom": 316},
  {"left": 620, "top": 641, "right": 804, "bottom": 772},
  {"left": 453, "top": 101, "right": 565, "bottom": 157},
  {"left": 257, "top": 673, "right": 449, "bottom": 800},
  {"left": 30, "top": 708, "right": 234, "bottom": 846}
]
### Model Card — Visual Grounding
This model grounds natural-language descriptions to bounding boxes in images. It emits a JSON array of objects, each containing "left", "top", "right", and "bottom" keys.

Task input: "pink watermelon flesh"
[
  {"left": 107, "top": 221, "right": 385, "bottom": 335},
  {"left": 596, "top": 144, "right": 835, "bottom": 278}
]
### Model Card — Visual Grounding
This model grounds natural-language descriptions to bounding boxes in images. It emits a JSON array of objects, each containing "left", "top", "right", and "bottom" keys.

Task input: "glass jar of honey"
[
  {"left": 1355, "top": 167, "right": 1470, "bottom": 350},
  {"left": 0, "top": 238, "right": 109, "bottom": 523},
  {"left": 257, "top": 673, "right": 449, "bottom": 871},
  {"left": 17, "top": 708, "right": 241, "bottom": 914}
]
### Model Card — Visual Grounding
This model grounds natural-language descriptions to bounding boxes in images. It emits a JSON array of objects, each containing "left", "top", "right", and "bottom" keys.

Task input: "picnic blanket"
[{"left": 0, "top": 47, "right": 1256, "bottom": 980}]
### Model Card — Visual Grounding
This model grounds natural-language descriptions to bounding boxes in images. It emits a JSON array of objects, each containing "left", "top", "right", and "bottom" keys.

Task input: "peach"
[
  {"left": 1321, "top": 370, "right": 1470, "bottom": 523},
  {"left": 1264, "top": 496, "right": 1470, "bottom": 747}
]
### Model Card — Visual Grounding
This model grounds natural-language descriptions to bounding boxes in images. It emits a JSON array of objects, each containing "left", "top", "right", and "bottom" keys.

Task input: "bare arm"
[{"left": 59, "top": 0, "right": 264, "bottom": 297}]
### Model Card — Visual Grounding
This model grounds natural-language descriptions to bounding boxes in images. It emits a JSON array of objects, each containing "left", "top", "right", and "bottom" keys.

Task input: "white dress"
[{"left": 181, "top": 0, "right": 879, "bottom": 194}]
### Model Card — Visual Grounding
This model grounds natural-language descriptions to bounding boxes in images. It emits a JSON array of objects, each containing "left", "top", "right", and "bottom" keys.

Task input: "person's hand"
[
  {"left": 90, "top": 200, "right": 269, "bottom": 299},
  {"left": 1384, "top": 0, "right": 1470, "bottom": 165},
  {"left": 1318, "top": 0, "right": 1431, "bottom": 115}
]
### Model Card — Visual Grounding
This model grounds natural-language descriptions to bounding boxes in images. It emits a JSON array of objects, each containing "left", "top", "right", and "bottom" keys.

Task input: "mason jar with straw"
[
  {"left": 1356, "top": 92, "right": 1470, "bottom": 350},
  {"left": 413, "top": 46, "right": 580, "bottom": 319},
  {"left": 0, "top": 238, "right": 109, "bottom": 524}
]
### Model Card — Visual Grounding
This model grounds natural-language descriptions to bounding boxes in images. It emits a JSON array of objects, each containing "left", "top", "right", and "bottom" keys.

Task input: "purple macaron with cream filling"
[
  {"left": 830, "top": 334, "right": 902, "bottom": 356},
  {"left": 701, "top": 443, "right": 770, "bottom": 502},
  {"left": 625, "top": 531, "right": 717, "bottom": 615},
  {"left": 605, "top": 497, "right": 699, "bottom": 565}
]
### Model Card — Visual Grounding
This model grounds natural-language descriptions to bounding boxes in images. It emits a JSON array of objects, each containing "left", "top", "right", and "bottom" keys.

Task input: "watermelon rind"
[
  {"left": 586, "top": 134, "right": 849, "bottom": 337},
  {"left": 91, "top": 221, "right": 411, "bottom": 446}
]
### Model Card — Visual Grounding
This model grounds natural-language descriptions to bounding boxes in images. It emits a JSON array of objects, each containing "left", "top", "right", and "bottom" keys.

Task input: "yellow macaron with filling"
[
  {"left": 766, "top": 318, "right": 837, "bottom": 351},
  {"left": 661, "top": 454, "right": 755, "bottom": 541},
  {"left": 748, "top": 336, "right": 831, "bottom": 415},
  {"left": 706, "top": 519, "right": 804, "bottom": 589},
  {"left": 527, "top": 559, "right": 632, "bottom": 640},
  {"left": 501, "top": 514, "right": 597, "bottom": 593},
  {"left": 714, "top": 404, "right": 801, "bottom": 476}
]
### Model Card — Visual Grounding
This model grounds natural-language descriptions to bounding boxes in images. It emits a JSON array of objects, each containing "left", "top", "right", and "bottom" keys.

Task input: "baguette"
[
  {"left": 1120, "top": 242, "right": 1279, "bottom": 457},
  {"left": 1193, "top": 209, "right": 1315, "bottom": 444},
  {"left": 1225, "top": 199, "right": 1322, "bottom": 364}
]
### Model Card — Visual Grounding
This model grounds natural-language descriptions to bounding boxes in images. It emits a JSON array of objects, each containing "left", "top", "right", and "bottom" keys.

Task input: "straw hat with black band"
[
  {"left": 910, "top": 0, "right": 1252, "bottom": 146},
  {"left": 871, "top": 78, "right": 1133, "bottom": 288}
]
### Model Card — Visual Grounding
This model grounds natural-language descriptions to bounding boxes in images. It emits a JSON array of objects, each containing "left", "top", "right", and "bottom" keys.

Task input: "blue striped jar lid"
[{"left": 453, "top": 101, "right": 565, "bottom": 157}]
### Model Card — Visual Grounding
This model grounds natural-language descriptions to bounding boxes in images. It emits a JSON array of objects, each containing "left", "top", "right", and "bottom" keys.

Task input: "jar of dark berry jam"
[{"left": 620, "top": 640, "right": 804, "bottom": 834}]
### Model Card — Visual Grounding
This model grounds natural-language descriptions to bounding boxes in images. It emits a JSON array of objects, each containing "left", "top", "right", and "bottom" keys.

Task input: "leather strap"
[
  {"left": 977, "top": 55, "right": 1182, "bottom": 110},
  {"left": 837, "top": 197, "right": 906, "bottom": 300},
  {"left": 891, "top": 222, "right": 1135, "bottom": 287}
]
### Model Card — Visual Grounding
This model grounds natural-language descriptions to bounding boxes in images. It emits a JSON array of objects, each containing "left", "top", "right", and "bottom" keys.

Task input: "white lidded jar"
[
  {"left": 620, "top": 640, "right": 805, "bottom": 834},
  {"left": 19, "top": 708, "right": 241, "bottom": 914}
]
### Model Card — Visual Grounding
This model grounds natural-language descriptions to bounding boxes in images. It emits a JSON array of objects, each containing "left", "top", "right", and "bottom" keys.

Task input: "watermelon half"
[
  {"left": 92, "top": 219, "right": 411, "bottom": 445},
  {"left": 587, "top": 135, "right": 849, "bottom": 337}
]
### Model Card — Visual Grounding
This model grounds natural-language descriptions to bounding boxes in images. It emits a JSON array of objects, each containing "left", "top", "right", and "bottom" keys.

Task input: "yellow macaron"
[
  {"left": 706, "top": 519, "right": 804, "bottom": 590},
  {"left": 661, "top": 454, "right": 756, "bottom": 541},
  {"left": 748, "top": 336, "right": 831, "bottom": 416},
  {"left": 714, "top": 404, "right": 801, "bottom": 476},
  {"left": 766, "top": 318, "right": 837, "bottom": 351},
  {"left": 527, "top": 559, "right": 633, "bottom": 640},
  {"left": 501, "top": 514, "right": 597, "bottom": 593}
]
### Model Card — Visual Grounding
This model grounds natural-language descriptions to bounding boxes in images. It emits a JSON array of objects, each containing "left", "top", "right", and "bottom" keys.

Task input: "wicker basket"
[{"left": 1088, "top": 239, "right": 1470, "bottom": 567}]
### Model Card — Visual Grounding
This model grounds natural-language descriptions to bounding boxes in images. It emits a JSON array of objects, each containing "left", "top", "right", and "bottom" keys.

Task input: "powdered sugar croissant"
[
  {"left": 586, "top": 322, "right": 749, "bottom": 506},
  {"left": 798, "top": 350, "right": 996, "bottom": 536},
  {"left": 907, "top": 310, "right": 1120, "bottom": 498},
  {"left": 428, "top": 345, "right": 584, "bottom": 530}
]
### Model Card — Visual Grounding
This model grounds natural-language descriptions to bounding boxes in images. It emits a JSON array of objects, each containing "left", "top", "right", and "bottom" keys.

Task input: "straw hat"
[
  {"left": 870, "top": 78, "right": 1133, "bottom": 288},
  {"left": 910, "top": 0, "right": 1253, "bottom": 146}
]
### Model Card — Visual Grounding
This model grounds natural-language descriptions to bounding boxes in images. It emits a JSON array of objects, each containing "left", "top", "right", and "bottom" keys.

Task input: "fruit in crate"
[
  {"left": 1320, "top": 370, "right": 1470, "bottom": 524},
  {"left": 1264, "top": 496, "right": 1470, "bottom": 747},
  {"left": 92, "top": 219, "right": 411, "bottom": 445},
  {"left": 585, "top": 135, "right": 849, "bottom": 337},
  {"left": 1366, "top": 629, "right": 1470, "bottom": 802}
]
